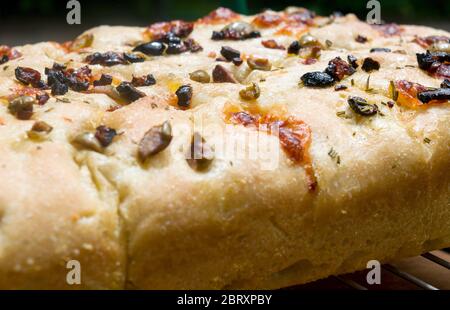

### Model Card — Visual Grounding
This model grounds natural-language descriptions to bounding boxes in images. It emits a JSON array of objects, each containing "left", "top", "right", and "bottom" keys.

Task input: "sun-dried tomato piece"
[
  {"left": 224, "top": 104, "right": 317, "bottom": 191},
  {"left": 372, "top": 23, "right": 403, "bottom": 37},
  {"left": 184, "top": 38, "right": 203, "bottom": 53},
  {"left": 284, "top": 8, "right": 316, "bottom": 26},
  {"left": 413, "top": 35, "right": 449, "bottom": 48},
  {"left": 145, "top": 20, "right": 194, "bottom": 40},
  {"left": 198, "top": 7, "right": 239, "bottom": 24},
  {"left": 393, "top": 80, "right": 444, "bottom": 108},
  {"left": 324, "top": 57, "right": 356, "bottom": 81},
  {"left": 261, "top": 39, "right": 285, "bottom": 50},
  {"left": 131, "top": 74, "right": 156, "bottom": 87},
  {"left": 15, "top": 67, "right": 45, "bottom": 88},
  {"left": 252, "top": 12, "right": 283, "bottom": 28}
]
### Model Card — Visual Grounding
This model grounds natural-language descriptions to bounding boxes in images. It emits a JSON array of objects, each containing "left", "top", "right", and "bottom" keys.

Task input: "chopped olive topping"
[
  {"left": 220, "top": 46, "right": 240, "bottom": 61},
  {"left": 166, "top": 42, "right": 188, "bottom": 54},
  {"left": 355, "top": 35, "right": 368, "bottom": 43},
  {"left": 300, "top": 71, "right": 334, "bottom": 87},
  {"left": 247, "top": 56, "right": 271, "bottom": 71},
  {"left": 36, "top": 92, "right": 50, "bottom": 105},
  {"left": 299, "top": 34, "right": 321, "bottom": 47},
  {"left": 189, "top": 70, "right": 210, "bottom": 83},
  {"left": 441, "top": 79, "right": 450, "bottom": 88},
  {"left": 116, "top": 82, "right": 146, "bottom": 103},
  {"left": 175, "top": 85, "right": 193, "bottom": 108},
  {"left": 123, "top": 53, "right": 145, "bottom": 63},
  {"left": 232, "top": 58, "right": 243, "bottom": 66},
  {"left": 324, "top": 57, "right": 355, "bottom": 81},
  {"left": 370, "top": 48, "right": 391, "bottom": 53},
  {"left": 361, "top": 57, "right": 380, "bottom": 72},
  {"left": 186, "top": 132, "right": 214, "bottom": 171},
  {"left": 184, "top": 38, "right": 203, "bottom": 53},
  {"left": 239, "top": 83, "right": 260, "bottom": 100},
  {"left": 347, "top": 55, "right": 359, "bottom": 68},
  {"left": 212, "top": 21, "right": 261, "bottom": 40},
  {"left": 212, "top": 65, "right": 237, "bottom": 83},
  {"left": 133, "top": 41, "right": 166, "bottom": 56},
  {"left": 0, "top": 55, "right": 9, "bottom": 65},
  {"left": 93, "top": 74, "right": 113, "bottom": 86},
  {"left": 138, "top": 121, "right": 172, "bottom": 161},
  {"left": 131, "top": 74, "right": 156, "bottom": 87},
  {"left": 95, "top": 125, "right": 117, "bottom": 147},
  {"left": 8, "top": 96, "right": 35, "bottom": 120},
  {"left": 51, "top": 80, "right": 69, "bottom": 96},
  {"left": 416, "top": 51, "right": 450, "bottom": 77},
  {"left": 27, "top": 121, "right": 53, "bottom": 140},
  {"left": 334, "top": 84, "right": 347, "bottom": 91},
  {"left": 72, "top": 132, "right": 103, "bottom": 153},
  {"left": 85, "top": 51, "right": 128, "bottom": 66},
  {"left": 347, "top": 96, "right": 378, "bottom": 116},
  {"left": 261, "top": 39, "right": 285, "bottom": 50},
  {"left": 15, "top": 67, "right": 45, "bottom": 88},
  {"left": 146, "top": 20, "right": 194, "bottom": 41},
  {"left": 287, "top": 41, "right": 301, "bottom": 55},
  {"left": 417, "top": 88, "right": 450, "bottom": 103},
  {"left": 70, "top": 33, "right": 94, "bottom": 51}
]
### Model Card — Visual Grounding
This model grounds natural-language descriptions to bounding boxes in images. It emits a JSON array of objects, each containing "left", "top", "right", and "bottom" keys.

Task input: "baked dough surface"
[{"left": 0, "top": 7, "right": 449, "bottom": 289}]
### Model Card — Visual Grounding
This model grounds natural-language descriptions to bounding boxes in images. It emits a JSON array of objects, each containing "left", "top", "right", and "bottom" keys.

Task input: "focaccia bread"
[{"left": 0, "top": 7, "right": 449, "bottom": 289}]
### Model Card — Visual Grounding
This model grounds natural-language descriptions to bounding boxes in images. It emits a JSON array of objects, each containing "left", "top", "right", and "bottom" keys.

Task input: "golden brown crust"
[{"left": 0, "top": 7, "right": 448, "bottom": 289}]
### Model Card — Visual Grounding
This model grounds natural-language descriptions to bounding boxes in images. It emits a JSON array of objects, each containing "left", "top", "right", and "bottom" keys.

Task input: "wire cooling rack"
[{"left": 287, "top": 249, "right": 450, "bottom": 290}]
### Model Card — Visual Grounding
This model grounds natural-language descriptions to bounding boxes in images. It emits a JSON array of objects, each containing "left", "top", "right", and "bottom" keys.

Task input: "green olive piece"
[
  {"left": 239, "top": 83, "right": 260, "bottom": 100},
  {"left": 71, "top": 33, "right": 94, "bottom": 50},
  {"left": 299, "top": 34, "right": 321, "bottom": 47},
  {"left": 186, "top": 132, "right": 214, "bottom": 171},
  {"left": 189, "top": 70, "right": 210, "bottom": 83},
  {"left": 27, "top": 121, "right": 53, "bottom": 140},
  {"left": 8, "top": 95, "right": 35, "bottom": 120},
  {"left": 72, "top": 132, "right": 103, "bottom": 153},
  {"left": 429, "top": 42, "right": 450, "bottom": 53},
  {"left": 247, "top": 56, "right": 272, "bottom": 71},
  {"left": 138, "top": 121, "right": 173, "bottom": 162}
]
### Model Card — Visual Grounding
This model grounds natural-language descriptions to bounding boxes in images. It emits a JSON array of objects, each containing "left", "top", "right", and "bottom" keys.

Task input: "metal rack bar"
[
  {"left": 421, "top": 252, "right": 450, "bottom": 269},
  {"left": 334, "top": 276, "right": 368, "bottom": 290},
  {"left": 383, "top": 264, "right": 439, "bottom": 290}
]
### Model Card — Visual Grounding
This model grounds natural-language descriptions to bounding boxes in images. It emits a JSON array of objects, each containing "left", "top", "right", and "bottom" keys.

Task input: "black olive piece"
[
  {"left": 212, "top": 65, "right": 238, "bottom": 83},
  {"left": 220, "top": 46, "right": 240, "bottom": 61},
  {"left": 116, "top": 82, "right": 146, "bottom": 103},
  {"left": 131, "top": 74, "right": 156, "bottom": 87},
  {"left": 138, "top": 121, "right": 172, "bottom": 161},
  {"left": 211, "top": 31, "right": 225, "bottom": 40},
  {"left": 175, "top": 85, "right": 193, "bottom": 108},
  {"left": 51, "top": 80, "right": 69, "bottom": 96},
  {"left": 441, "top": 79, "right": 450, "bottom": 88},
  {"left": 334, "top": 84, "right": 348, "bottom": 91},
  {"left": 347, "top": 96, "right": 378, "bottom": 116},
  {"left": 287, "top": 41, "right": 301, "bottom": 55},
  {"left": 355, "top": 35, "right": 368, "bottom": 43},
  {"left": 361, "top": 57, "right": 380, "bottom": 72},
  {"left": 124, "top": 53, "right": 145, "bottom": 63},
  {"left": 416, "top": 51, "right": 450, "bottom": 70},
  {"left": 160, "top": 33, "right": 182, "bottom": 44},
  {"left": 93, "top": 74, "right": 113, "bottom": 86},
  {"left": 166, "top": 42, "right": 187, "bottom": 55},
  {"left": 0, "top": 55, "right": 9, "bottom": 65},
  {"left": 133, "top": 41, "right": 166, "bottom": 56},
  {"left": 45, "top": 68, "right": 66, "bottom": 86},
  {"left": 370, "top": 48, "right": 391, "bottom": 53},
  {"left": 95, "top": 125, "right": 117, "bottom": 147},
  {"left": 184, "top": 38, "right": 203, "bottom": 53},
  {"left": 232, "top": 58, "right": 243, "bottom": 66},
  {"left": 85, "top": 52, "right": 128, "bottom": 66},
  {"left": 52, "top": 63, "right": 67, "bottom": 71},
  {"left": 347, "top": 55, "right": 359, "bottom": 68},
  {"left": 300, "top": 71, "right": 335, "bottom": 87},
  {"left": 417, "top": 88, "right": 450, "bottom": 103},
  {"left": 70, "top": 80, "right": 90, "bottom": 92},
  {"left": 186, "top": 132, "right": 214, "bottom": 172}
]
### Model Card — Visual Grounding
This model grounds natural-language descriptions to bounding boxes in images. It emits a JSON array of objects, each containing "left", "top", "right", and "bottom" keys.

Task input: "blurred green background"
[{"left": 1, "top": 0, "right": 449, "bottom": 45}]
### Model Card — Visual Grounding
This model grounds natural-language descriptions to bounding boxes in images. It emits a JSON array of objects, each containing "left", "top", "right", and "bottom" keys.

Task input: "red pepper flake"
[
  {"left": 198, "top": 7, "right": 239, "bottom": 24},
  {"left": 261, "top": 39, "right": 285, "bottom": 50},
  {"left": 224, "top": 104, "right": 317, "bottom": 191},
  {"left": 372, "top": 23, "right": 403, "bottom": 37},
  {"left": 252, "top": 12, "right": 283, "bottom": 28},
  {"left": 145, "top": 20, "right": 194, "bottom": 40}
]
